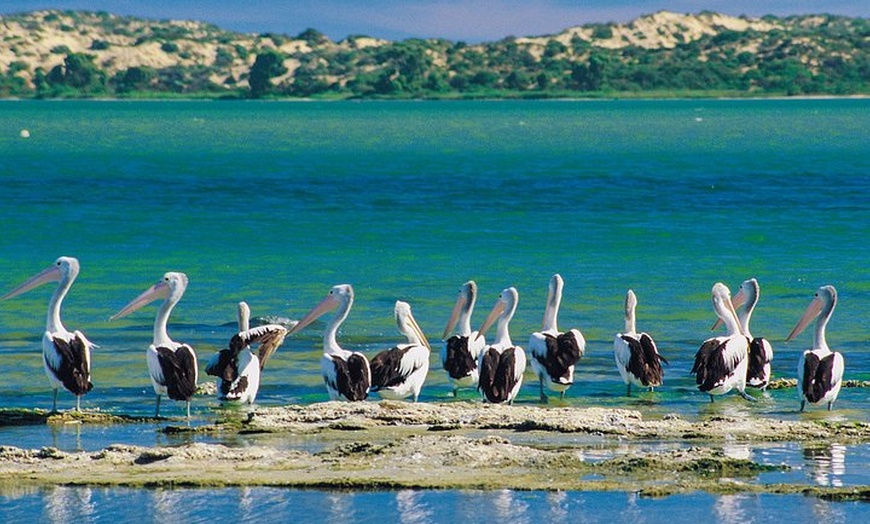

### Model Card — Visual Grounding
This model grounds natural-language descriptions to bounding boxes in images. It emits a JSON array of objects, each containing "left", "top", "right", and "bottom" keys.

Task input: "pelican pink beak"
[
  {"left": 396, "top": 301, "right": 430, "bottom": 350},
  {"left": 1, "top": 264, "right": 62, "bottom": 300},
  {"left": 711, "top": 286, "right": 747, "bottom": 331},
  {"left": 110, "top": 280, "right": 170, "bottom": 320},
  {"left": 475, "top": 299, "right": 506, "bottom": 341},
  {"left": 288, "top": 293, "right": 340, "bottom": 335},
  {"left": 786, "top": 294, "right": 824, "bottom": 342},
  {"left": 442, "top": 292, "right": 468, "bottom": 339}
]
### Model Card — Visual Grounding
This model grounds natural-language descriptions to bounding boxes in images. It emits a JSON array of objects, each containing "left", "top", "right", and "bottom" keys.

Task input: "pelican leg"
[
  {"left": 738, "top": 389, "right": 756, "bottom": 402},
  {"left": 539, "top": 378, "right": 548, "bottom": 403},
  {"left": 627, "top": 383, "right": 632, "bottom": 397},
  {"left": 709, "top": 394, "right": 715, "bottom": 403},
  {"left": 800, "top": 400, "right": 806, "bottom": 412},
  {"left": 75, "top": 395, "right": 81, "bottom": 412},
  {"left": 186, "top": 400, "right": 191, "bottom": 418},
  {"left": 559, "top": 391, "right": 565, "bottom": 400},
  {"left": 827, "top": 401, "right": 833, "bottom": 411},
  {"left": 451, "top": 386, "right": 458, "bottom": 398},
  {"left": 51, "top": 388, "right": 58, "bottom": 413},
  {"left": 155, "top": 395, "right": 162, "bottom": 418}
]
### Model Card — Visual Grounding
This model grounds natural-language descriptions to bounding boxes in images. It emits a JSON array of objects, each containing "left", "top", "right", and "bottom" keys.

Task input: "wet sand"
[{"left": 1, "top": 401, "right": 869, "bottom": 500}]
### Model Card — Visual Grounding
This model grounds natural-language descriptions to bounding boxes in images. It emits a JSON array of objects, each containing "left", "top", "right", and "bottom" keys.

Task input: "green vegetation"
[{"left": 0, "top": 10, "right": 867, "bottom": 99}]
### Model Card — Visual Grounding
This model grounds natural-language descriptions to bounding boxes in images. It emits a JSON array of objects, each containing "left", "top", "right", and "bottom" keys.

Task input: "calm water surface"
[{"left": 0, "top": 99, "right": 867, "bottom": 517}]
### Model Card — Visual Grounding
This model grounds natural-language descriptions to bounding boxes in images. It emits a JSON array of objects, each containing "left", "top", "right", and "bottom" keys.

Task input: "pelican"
[
  {"left": 476, "top": 287, "right": 526, "bottom": 404},
  {"left": 528, "top": 274, "right": 585, "bottom": 401},
  {"left": 1, "top": 256, "right": 94, "bottom": 412},
  {"left": 205, "top": 301, "right": 288, "bottom": 404},
  {"left": 787, "top": 285, "right": 844, "bottom": 411},
  {"left": 110, "top": 272, "right": 198, "bottom": 418},
  {"left": 370, "top": 301, "right": 431, "bottom": 402},
  {"left": 287, "top": 284, "right": 370, "bottom": 401},
  {"left": 726, "top": 278, "right": 774, "bottom": 389},
  {"left": 441, "top": 280, "right": 485, "bottom": 396},
  {"left": 614, "top": 289, "right": 667, "bottom": 396},
  {"left": 690, "top": 283, "right": 752, "bottom": 402}
]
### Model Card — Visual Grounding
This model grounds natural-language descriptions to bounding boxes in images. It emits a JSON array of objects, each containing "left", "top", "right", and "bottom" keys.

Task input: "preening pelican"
[
  {"left": 1, "top": 256, "right": 94, "bottom": 411},
  {"left": 205, "top": 301, "right": 288, "bottom": 404},
  {"left": 477, "top": 287, "right": 526, "bottom": 404},
  {"left": 528, "top": 274, "right": 585, "bottom": 401},
  {"left": 288, "top": 284, "right": 371, "bottom": 401},
  {"left": 111, "top": 272, "right": 198, "bottom": 418},
  {"left": 370, "top": 301, "right": 431, "bottom": 402},
  {"left": 441, "top": 280, "right": 485, "bottom": 396},
  {"left": 614, "top": 289, "right": 667, "bottom": 396},
  {"left": 787, "top": 285, "right": 844, "bottom": 411},
  {"left": 691, "top": 283, "right": 752, "bottom": 402},
  {"left": 730, "top": 278, "right": 774, "bottom": 389}
]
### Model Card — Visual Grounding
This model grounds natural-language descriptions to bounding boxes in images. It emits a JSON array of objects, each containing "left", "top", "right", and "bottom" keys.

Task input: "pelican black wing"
[
  {"left": 443, "top": 335, "right": 477, "bottom": 380},
  {"left": 370, "top": 346, "right": 413, "bottom": 390},
  {"left": 50, "top": 335, "right": 93, "bottom": 395},
  {"left": 332, "top": 353, "right": 370, "bottom": 401},
  {"left": 156, "top": 345, "right": 198, "bottom": 401}
]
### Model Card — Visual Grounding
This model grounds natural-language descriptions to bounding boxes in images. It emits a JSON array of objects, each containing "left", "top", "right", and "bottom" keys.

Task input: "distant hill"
[{"left": 0, "top": 10, "right": 866, "bottom": 98}]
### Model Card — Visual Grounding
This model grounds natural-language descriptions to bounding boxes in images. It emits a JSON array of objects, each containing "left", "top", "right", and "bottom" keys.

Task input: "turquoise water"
[{"left": 0, "top": 99, "right": 868, "bottom": 516}]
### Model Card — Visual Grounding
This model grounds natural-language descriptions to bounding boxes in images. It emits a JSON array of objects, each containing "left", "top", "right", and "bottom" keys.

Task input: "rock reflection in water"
[{"left": 804, "top": 443, "right": 846, "bottom": 487}]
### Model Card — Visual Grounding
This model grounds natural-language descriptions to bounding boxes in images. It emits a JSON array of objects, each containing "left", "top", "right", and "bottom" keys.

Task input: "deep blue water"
[{"left": 0, "top": 99, "right": 868, "bottom": 516}]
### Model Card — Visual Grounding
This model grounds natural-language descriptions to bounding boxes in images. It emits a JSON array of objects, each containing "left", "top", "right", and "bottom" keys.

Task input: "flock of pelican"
[{"left": 0, "top": 256, "right": 847, "bottom": 417}]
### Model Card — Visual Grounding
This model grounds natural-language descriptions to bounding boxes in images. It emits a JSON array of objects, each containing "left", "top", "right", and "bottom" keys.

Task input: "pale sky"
[{"left": 2, "top": 1, "right": 866, "bottom": 42}]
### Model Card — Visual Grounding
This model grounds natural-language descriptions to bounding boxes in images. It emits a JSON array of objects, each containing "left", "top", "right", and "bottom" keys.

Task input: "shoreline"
[
  {"left": 2, "top": 94, "right": 868, "bottom": 103},
  {"left": 2, "top": 402, "right": 869, "bottom": 500}
]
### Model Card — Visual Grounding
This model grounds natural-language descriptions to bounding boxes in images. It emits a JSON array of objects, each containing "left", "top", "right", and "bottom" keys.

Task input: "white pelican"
[
  {"left": 528, "top": 274, "right": 585, "bottom": 401},
  {"left": 441, "top": 280, "right": 485, "bottom": 396},
  {"left": 476, "top": 287, "right": 526, "bottom": 404},
  {"left": 205, "top": 301, "right": 288, "bottom": 404},
  {"left": 110, "top": 272, "right": 198, "bottom": 418},
  {"left": 690, "top": 283, "right": 752, "bottom": 402},
  {"left": 614, "top": 289, "right": 667, "bottom": 396},
  {"left": 370, "top": 301, "right": 431, "bottom": 402},
  {"left": 787, "top": 285, "right": 844, "bottom": 411},
  {"left": 1, "top": 256, "right": 94, "bottom": 411},
  {"left": 729, "top": 278, "right": 774, "bottom": 389},
  {"left": 288, "top": 284, "right": 371, "bottom": 401}
]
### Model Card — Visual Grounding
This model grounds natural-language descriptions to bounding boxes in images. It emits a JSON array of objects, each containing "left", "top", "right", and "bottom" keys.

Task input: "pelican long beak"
[
  {"left": 442, "top": 294, "right": 467, "bottom": 339},
  {"left": 725, "top": 296, "right": 745, "bottom": 336},
  {"left": 110, "top": 280, "right": 169, "bottom": 320},
  {"left": 1, "top": 264, "right": 61, "bottom": 300},
  {"left": 786, "top": 296, "right": 823, "bottom": 342},
  {"left": 475, "top": 300, "right": 505, "bottom": 341},
  {"left": 711, "top": 287, "right": 746, "bottom": 331},
  {"left": 408, "top": 312, "right": 431, "bottom": 350},
  {"left": 288, "top": 293, "right": 339, "bottom": 335}
]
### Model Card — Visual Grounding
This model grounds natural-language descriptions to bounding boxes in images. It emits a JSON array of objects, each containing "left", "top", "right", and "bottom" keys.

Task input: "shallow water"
[
  {"left": 2, "top": 487, "right": 869, "bottom": 523},
  {"left": 0, "top": 99, "right": 868, "bottom": 515}
]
